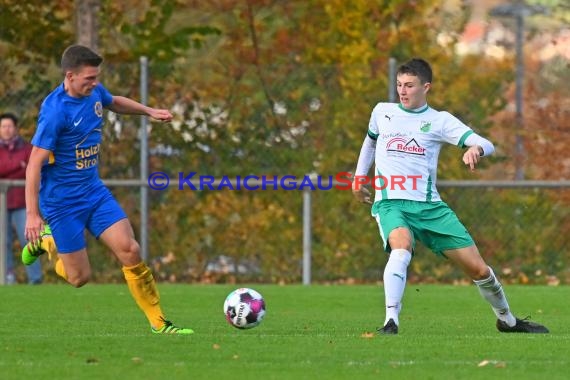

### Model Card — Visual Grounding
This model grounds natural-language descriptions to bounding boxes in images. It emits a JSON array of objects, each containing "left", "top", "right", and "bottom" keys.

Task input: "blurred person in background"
[{"left": 0, "top": 112, "right": 43, "bottom": 284}]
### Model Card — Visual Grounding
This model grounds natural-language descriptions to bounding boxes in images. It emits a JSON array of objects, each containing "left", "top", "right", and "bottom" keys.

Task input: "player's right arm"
[
  {"left": 352, "top": 105, "right": 381, "bottom": 205},
  {"left": 352, "top": 135, "right": 376, "bottom": 205},
  {"left": 25, "top": 146, "right": 51, "bottom": 243}
]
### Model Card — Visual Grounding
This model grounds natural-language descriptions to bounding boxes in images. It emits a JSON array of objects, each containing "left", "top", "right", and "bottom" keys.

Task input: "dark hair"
[
  {"left": 0, "top": 112, "right": 19, "bottom": 127},
  {"left": 397, "top": 58, "right": 433, "bottom": 84},
  {"left": 61, "top": 45, "right": 103, "bottom": 73}
]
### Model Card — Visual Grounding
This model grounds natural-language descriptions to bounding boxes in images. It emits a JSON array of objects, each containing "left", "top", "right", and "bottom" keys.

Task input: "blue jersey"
[{"left": 32, "top": 83, "right": 113, "bottom": 204}]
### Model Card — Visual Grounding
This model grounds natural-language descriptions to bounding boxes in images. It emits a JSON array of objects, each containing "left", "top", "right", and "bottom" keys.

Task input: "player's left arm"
[
  {"left": 462, "top": 133, "right": 495, "bottom": 171},
  {"left": 107, "top": 96, "right": 173, "bottom": 122}
]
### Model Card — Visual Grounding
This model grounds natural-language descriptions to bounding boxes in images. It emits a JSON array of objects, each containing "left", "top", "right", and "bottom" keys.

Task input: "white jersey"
[{"left": 367, "top": 102, "right": 474, "bottom": 202}]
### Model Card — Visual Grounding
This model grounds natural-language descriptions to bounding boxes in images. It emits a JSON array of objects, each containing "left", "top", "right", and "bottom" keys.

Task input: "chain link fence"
[{"left": 3, "top": 179, "right": 569, "bottom": 285}]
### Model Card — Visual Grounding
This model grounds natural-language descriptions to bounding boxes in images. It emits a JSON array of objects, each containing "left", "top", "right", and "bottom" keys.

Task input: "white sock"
[
  {"left": 383, "top": 249, "right": 412, "bottom": 326},
  {"left": 473, "top": 266, "right": 516, "bottom": 327}
]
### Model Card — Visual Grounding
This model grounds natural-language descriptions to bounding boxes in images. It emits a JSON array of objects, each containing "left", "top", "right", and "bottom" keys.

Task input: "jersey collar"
[{"left": 398, "top": 103, "right": 429, "bottom": 114}]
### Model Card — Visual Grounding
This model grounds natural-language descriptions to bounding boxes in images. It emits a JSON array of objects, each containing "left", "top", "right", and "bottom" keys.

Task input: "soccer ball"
[{"left": 223, "top": 288, "right": 266, "bottom": 329}]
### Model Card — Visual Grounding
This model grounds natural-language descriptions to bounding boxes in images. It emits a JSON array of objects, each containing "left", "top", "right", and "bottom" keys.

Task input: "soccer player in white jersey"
[{"left": 352, "top": 58, "right": 548, "bottom": 334}]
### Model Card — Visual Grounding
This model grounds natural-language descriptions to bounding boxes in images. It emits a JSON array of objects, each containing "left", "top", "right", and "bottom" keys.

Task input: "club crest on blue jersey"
[{"left": 94, "top": 101, "right": 103, "bottom": 117}]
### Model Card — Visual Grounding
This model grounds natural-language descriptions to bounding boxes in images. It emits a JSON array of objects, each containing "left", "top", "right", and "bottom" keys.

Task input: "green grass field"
[{"left": 1, "top": 284, "right": 568, "bottom": 380}]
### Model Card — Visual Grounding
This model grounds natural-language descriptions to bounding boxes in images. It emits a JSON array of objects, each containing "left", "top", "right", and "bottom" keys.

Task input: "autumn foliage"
[{"left": 1, "top": 0, "right": 568, "bottom": 284}]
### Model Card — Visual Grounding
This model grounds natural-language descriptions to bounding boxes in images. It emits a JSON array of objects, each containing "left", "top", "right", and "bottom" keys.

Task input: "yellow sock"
[
  {"left": 41, "top": 235, "right": 58, "bottom": 261},
  {"left": 54, "top": 258, "right": 68, "bottom": 280},
  {"left": 122, "top": 262, "right": 165, "bottom": 329}
]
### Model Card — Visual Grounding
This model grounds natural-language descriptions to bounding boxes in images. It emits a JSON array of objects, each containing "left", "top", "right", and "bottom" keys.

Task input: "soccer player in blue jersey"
[
  {"left": 22, "top": 44, "right": 192, "bottom": 334},
  {"left": 352, "top": 58, "right": 548, "bottom": 335}
]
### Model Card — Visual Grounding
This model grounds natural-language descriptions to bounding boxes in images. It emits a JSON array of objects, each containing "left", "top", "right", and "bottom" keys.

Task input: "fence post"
[
  {"left": 0, "top": 184, "right": 7, "bottom": 285},
  {"left": 302, "top": 187, "right": 311, "bottom": 285},
  {"left": 140, "top": 56, "right": 149, "bottom": 261},
  {"left": 388, "top": 57, "right": 397, "bottom": 102}
]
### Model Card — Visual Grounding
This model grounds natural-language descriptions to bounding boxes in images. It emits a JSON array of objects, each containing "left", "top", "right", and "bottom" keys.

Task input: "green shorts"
[{"left": 371, "top": 199, "right": 474, "bottom": 256}]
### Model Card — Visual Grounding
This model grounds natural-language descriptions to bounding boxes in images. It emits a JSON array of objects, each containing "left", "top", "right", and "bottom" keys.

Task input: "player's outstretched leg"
[
  {"left": 22, "top": 224, "right": 58, "bottom": 265},
  {"left": 122, "top": 262, "right": 194, "bottom": 335},
  {"left": 474, "top": 266, "right": 549, "bottom": 334}
]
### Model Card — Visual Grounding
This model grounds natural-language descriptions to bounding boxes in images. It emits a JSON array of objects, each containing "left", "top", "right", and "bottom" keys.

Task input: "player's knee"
[
  {"left": 117, "top": 239, "right": 142, "bottom": 266},
  {"left": 125, "top": 239, "right": 141, "bottom": 260},
  {"left": 67, "top": 271, "right": 91, "bottom": 288},
  {"left": 117, "top": 237, "right": 139, "bottom": 255},
  {"left": 128, "top": 239, "right": 140, "bottom": 255},
  {"left": 470, "top": 265, "right": 491, "bottom": 281},
  {"left": 388, "top": 228, "right": 413, "bottom": 251},
  {"left": 68, "top": 278, "right": 89, "bottom": 288}
]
